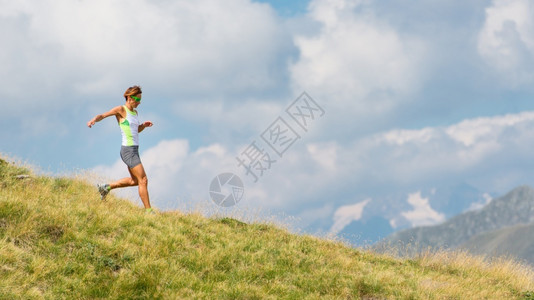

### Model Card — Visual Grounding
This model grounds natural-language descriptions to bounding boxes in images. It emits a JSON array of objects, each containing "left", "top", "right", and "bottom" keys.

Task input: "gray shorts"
[{"left": 120, "top": 146, "right": 142, "bottom": 169}]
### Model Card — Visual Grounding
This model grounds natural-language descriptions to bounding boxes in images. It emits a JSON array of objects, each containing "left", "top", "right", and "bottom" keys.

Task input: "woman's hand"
[
  {"left": 87, "top": 116, "right": 101, "bottom": 128},
  {"left": 139, "top": 121, "right": 153, "bottom": 133},
  {"left": 87, "top": 107, "right": 122, "bottom": 128}
]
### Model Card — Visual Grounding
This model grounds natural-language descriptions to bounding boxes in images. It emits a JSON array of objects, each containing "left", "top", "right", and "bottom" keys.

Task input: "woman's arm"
[{"left": 87, "top": 106, "right": 123, "bottom": 128}]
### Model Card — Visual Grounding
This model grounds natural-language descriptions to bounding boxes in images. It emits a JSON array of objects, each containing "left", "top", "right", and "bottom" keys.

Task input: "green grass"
[{"left": 1, "top": 156, "right": 534, "bottom": 299}]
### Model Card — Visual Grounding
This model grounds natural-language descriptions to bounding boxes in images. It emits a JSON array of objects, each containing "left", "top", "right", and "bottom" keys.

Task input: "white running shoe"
[{"left": 97, "top": 184, "right": 110, "bottom": 200}]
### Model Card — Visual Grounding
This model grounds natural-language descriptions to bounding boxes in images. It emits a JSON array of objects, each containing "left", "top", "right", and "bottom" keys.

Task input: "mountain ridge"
[
  {"left": 380, "top": 185, "right": 534, "bottom": 262},
  {"left": 460, "top": 222, "right": 534, "bottom": 265}
]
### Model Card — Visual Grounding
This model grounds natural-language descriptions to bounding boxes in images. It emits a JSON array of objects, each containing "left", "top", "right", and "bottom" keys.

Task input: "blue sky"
[
  {"left": 254, "top": 0, "right": 310, "bottom": 16},
  {"left": 2, "top": 0, "right": 534, "bottom": 238}
]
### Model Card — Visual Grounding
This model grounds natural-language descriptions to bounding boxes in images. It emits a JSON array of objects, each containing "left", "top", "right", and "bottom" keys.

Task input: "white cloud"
[
  {"left": 478, "top": 0, "right": 534, "bottom": 87},
  {"left": 466, "top": 193, "right": 493, "bottom": 211},
  {"left": 175, "top": 99, "right": 284, "bottom": 141},
  {"left": 307, "top": 142, "right": 337, "bottom": 171},
  {"left": 330, "top": 198, "right": 371, "bottom": 234},
  {"left": 367, "top": 111, "right": 534, "bottom": 180},
  {"left": 290, "top": 0, "right": 425, "bottom": 116},
  {"left": 445, "top": 112, "right": 534, "bottom": 146},
  {"left": 0, "top": 0, "right": 289, "bottom": 110},
  {"left": 0, "top": 0, "right": 300, "bottom": 160},
  {"left": 401, "top": 191, "right": 445, "bottom": 227},
  {"left": 381, "top": 128, "right": 436, "bottom": 146}
]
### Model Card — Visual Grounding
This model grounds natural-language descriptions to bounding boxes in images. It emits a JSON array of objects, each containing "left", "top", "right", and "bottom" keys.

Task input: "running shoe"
[{"left": 97, "top": 184, "right": 110, "bottom": 200}]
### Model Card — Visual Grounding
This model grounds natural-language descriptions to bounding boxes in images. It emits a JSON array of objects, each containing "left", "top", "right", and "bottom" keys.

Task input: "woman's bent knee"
[{"left": 139, "top": 176, "right": 148, "bottom": 186}]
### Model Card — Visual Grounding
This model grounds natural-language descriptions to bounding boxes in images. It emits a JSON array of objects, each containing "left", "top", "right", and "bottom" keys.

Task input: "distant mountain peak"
[
  {"left": 503, "top": 185, "right": 534, "bottom": 198},
  {"left": 379, "top": 185, "right": 534, "bottom": 257}
]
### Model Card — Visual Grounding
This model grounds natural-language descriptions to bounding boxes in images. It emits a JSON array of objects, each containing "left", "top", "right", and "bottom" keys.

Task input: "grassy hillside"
[{"left": 1, "top": 157, "right": 534, "bottom": 299}]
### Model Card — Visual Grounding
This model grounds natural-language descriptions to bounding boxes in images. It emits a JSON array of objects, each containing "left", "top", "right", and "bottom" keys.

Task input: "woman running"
[{"left": 87, "top": 85, "right": 154, "bottom": 213}]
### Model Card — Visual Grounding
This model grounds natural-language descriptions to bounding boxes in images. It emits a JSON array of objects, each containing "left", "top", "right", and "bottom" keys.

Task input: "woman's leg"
[
  {"left": 109, "top": 168, "right": 138, "bottom": 189},
  {"left": 128, "top": 163, "right": 151, "bottom": 209}
]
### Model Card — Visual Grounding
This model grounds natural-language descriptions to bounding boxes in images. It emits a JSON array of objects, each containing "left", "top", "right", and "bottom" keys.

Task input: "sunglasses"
[{"left": 131, "top": 95, "right": 141, "bottom": 102}]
